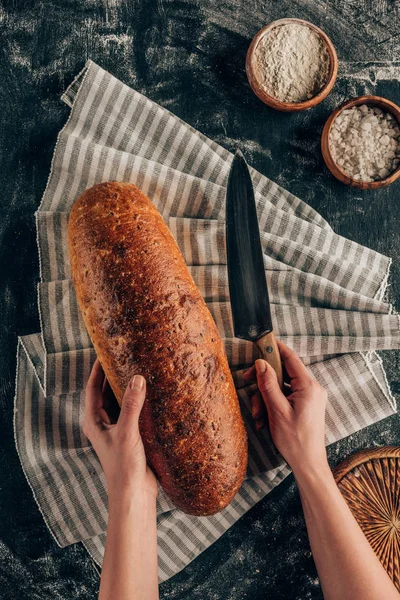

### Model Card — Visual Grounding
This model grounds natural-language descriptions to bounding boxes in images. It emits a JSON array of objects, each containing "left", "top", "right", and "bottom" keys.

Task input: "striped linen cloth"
[{"left": 14, "top": 60, "right": 400, "bottom": 582}]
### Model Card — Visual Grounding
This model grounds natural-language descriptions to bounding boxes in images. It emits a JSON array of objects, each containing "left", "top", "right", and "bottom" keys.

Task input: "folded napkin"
[{"left": 14, "top": 60, "right": 399, "bottom": 582}]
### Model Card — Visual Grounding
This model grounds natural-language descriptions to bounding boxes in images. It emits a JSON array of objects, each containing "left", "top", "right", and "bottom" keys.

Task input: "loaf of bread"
[{"left": 68, "top": 182, "right": 248, "bottom": 515}]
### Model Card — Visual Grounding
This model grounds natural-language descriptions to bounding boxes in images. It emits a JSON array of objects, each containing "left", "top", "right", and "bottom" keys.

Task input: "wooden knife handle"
[{"left": 255, "top": 332, "right": 283, "bottom": 389}]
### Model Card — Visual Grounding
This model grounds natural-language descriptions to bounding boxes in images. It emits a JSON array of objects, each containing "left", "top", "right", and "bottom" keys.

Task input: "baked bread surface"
[{"left": 68, "top": 182, "right": 248, "bottom": 515}]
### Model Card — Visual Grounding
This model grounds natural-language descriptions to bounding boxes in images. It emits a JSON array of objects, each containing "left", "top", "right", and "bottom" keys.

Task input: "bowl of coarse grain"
[
  {"left": 246, "top": 18, "right": 338, "bottom": 112},
  {"left": 321, "top": 96, "right": 400, "bottom": 189}
]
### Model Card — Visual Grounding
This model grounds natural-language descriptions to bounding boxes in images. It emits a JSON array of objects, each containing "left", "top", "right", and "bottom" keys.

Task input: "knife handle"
[{"left": 255, "top": 332, "right": 283, "bottom": 389}]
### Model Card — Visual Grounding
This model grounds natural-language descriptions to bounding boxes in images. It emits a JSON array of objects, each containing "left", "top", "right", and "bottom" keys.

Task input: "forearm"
[
  {"left": 294, "top": 462, "right": 398, "bottom": 600},
  {"left": 99, "top": 490, "right": 159, "bottom": 600}
]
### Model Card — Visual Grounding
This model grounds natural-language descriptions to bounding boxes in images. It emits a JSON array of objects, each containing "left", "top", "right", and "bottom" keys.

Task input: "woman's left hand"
[{"left": 83, "top": 359, "right": 158, "bottom": 502}]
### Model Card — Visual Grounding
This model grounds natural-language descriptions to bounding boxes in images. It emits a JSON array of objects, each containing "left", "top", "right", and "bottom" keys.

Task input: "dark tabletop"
[{"left": 1, "top": 1, "right": 400, "bottom": 599}]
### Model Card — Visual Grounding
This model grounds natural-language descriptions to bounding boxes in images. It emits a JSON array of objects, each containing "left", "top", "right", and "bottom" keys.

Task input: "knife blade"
[{"left": 226, "top": 149, "right": 283, "bottom": 388}]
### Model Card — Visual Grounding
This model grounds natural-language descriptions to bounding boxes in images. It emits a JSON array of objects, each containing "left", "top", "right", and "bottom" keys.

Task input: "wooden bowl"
[
  {"left": 333, "top": 446, "right": 400, "bottom": 591},
  {"left": 246, "top": 18, "right": 338, "bottom": 112},
  {"left": 321, "top": 95, "right": 400, "bottom": 189}
]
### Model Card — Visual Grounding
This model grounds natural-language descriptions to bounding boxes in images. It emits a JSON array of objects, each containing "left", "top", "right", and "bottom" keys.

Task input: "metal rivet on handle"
[{"left": 266, "top": 346, "right": 273, "bottom": 353}]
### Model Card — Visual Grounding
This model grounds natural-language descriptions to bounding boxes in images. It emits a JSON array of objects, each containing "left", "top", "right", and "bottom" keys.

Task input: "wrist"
[
  {"left": 107, "top": 486, "right": 158, "bottom": 534},
  {"left": 107, "top": 481, "right": 158, "bottom": 508},
  {"left": 292, "top": 458, "right": 333, "bottom": 489}
]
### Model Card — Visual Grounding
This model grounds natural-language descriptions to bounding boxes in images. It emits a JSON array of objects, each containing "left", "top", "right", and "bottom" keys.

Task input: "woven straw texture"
[{"left": 334, "top": 446, "right": 400, "bottom": 591}]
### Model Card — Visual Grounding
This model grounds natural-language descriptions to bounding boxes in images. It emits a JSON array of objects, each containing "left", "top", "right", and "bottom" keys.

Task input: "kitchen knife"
[{"left": 226, "top": 149, "right": 283, "bottom": 388}]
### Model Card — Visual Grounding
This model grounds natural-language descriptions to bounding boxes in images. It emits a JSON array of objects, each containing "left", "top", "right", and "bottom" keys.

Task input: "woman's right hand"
[
  {"left": 245, "top": 342, "right": 400, "bottom": 600},
  {"left": 244, "top": 340, "right": 328, "bottom": 476}
]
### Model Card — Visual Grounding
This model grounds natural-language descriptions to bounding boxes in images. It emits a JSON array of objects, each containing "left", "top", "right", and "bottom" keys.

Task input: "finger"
[
  {"left": 276, "top": 340, "right": 312, "bottom": 391},
  {"left": 251, "top": 391, "right": 264, "bottom": 420},
  {"left": 118, "top": 374, "right": 147, "bottom": 430},
  {"left": 255, "top": 359, "right": 290, "bottom": 415},
  {"left": 97, "top": 407, "right": 112, "bottom": 426},
  {"left": 243, "top": 364, "right": 256, "bottom": 381},
  {"left": 85, "top": 359, "right": 105, "bottom": 419},
  {"left": 87, "top": 359, "right": 105, "bottom": 391}
]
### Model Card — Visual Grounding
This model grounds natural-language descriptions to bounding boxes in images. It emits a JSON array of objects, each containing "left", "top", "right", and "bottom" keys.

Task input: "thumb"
[
  {"left": 119, "top": 374, "right": 146, "bottom": 429},
  {"left": 255, "top": 360, "right": 290, "bottom": 415}
]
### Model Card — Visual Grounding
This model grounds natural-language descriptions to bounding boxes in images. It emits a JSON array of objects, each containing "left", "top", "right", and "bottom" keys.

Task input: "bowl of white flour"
[{"left": 246, "top": 18, "right": 338, "bottom": 111}]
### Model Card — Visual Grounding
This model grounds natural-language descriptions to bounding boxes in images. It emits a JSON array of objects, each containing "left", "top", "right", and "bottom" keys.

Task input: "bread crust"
[{"left": 68, "top": 182, "right": 248, "bottom": 515}]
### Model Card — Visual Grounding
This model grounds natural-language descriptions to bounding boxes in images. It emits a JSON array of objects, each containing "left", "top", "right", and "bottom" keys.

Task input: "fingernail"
[
  {"left": 130, "top": 375, "right": 144, "bottom": 391},
  {"left": 255, "top": 359, "right": 267, "bottom": 374}
]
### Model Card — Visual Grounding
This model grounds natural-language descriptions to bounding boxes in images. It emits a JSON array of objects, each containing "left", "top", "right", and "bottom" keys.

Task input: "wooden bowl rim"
[
  {"left": 333, "top": 445, "right": 400, "bottom": 484},
  {"left": 246, "top": 18, "right": 338, "bottom": 112},
  {"left": 321, "top": 95, "right": 400, "bottom": 189}
]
